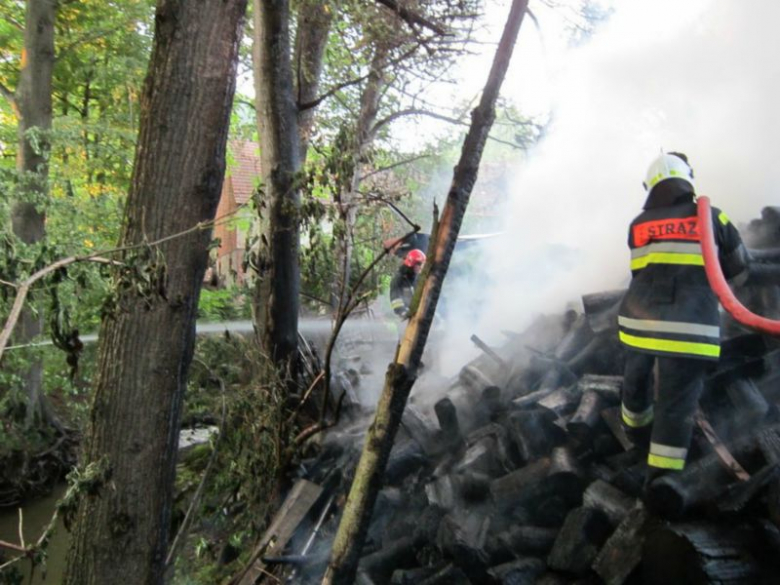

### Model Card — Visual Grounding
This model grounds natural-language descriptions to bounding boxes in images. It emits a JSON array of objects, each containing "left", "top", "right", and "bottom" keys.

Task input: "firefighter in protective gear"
[
  {"left": 618, "top": 152, "right": 749, "bottom": 481},
  {"left": 390, "top": 249, "right": 426, "bottom": 318}
]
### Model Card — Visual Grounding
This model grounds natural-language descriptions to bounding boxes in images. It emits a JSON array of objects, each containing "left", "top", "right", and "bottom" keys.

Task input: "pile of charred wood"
[{"left": 242, "top": 207, "right": 780, "bottom": 585}]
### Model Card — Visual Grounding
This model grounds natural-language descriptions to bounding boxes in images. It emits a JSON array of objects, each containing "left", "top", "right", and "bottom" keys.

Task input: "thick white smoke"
[{"left": 435, "top": 0, "right": 780, "bottom": 373}]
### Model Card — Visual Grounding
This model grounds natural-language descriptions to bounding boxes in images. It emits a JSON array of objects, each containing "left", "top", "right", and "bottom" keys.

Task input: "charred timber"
[
  {"left": 642, "top": 522, "right": 769, "bottom": 585},
  {"left": 592, "top": 505, "right": 654, "bottom": 585},
  {"left": 546, "top": 507, "right": 611, "bottom": 575},
  {"left": 567, "top": 390, "right": 605, "bottom": 442},
  {"left": 582, "top": 479, "right": 634, "bottom": 526}
]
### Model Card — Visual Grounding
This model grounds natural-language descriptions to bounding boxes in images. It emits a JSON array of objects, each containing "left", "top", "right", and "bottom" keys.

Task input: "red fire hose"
[{"left": 697, "top": 195, "right": 780, "bottom": 336}]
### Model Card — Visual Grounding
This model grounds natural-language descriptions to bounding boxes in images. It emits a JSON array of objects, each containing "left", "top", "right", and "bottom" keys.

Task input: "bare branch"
[
  {"left": 360, "top": 154, "right": 431, "bottom": 181},
  {"left": 375, "top": 0, "right": 449, "bottom": 36},
  {"left": 0, "top": 206, "right": 246, "bottom": 364},
  {"left": 299, "top": 44, "right": 422, "bottom": 111}
]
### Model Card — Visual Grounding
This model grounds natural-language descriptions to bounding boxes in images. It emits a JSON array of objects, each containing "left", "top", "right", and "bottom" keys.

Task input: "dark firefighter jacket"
[
  {"left": 618, "top": 188, "right": 749, "bottom": 360},
  {"left": 390, "top": 265, "right": 417, "bottom": 317}
]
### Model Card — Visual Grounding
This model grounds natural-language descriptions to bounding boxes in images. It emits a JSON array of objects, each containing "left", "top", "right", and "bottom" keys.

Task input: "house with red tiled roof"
[{"left": 213, "top": 140, "right": 261, "bottom": 285}]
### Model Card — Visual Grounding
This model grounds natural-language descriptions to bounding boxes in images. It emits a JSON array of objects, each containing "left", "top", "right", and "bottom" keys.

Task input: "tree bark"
[
  {"left": 293, "top": 0, "right": 332, "bottom": 161},
  {"left": 253, "top": 0, "right": 302, "bottom": 368},
  {"left": 63, "top": 2, "right": 247, "bottom": 584},
  {"left": 11, "top": 0, "right": 55, "bottom": 426},
  {"left": 322, "top": 2, "right": 529, "bottom": 583}
]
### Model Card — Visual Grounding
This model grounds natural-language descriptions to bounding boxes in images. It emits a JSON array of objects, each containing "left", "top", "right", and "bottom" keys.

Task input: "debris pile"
[{"left": 243, "top": 207, "right": 780, "bottom": 585}]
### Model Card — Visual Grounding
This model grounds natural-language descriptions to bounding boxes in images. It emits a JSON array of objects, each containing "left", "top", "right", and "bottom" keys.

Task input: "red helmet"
[{"left": 403, "top": 249, "right": 426, "bottom": 268}]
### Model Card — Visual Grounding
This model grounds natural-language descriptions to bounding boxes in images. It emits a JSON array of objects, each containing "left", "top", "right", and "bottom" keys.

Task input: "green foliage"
[
  {"left": 172, "top": 335, "right": 300, "bottom": 583},
  {"left": 197, "top": 286, "right": 251, "bottom": 322}
]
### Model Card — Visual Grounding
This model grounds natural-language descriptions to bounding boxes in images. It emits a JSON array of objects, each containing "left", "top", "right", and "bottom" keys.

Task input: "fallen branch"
[{"left": 0, "top": 206, "right": 246, "bottom": 364}]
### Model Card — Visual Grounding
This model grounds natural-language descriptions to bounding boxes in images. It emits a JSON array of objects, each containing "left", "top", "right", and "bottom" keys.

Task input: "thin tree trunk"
[
  {"left": 332, "top": 44, "right": 388, "bottom": 311},
  {"left": 322, "top": 2, "right": 528, "bottom": 583},
  {"left": 11, "top": 0, "right": 55, "bottom": 427},
  {"left": 253, "top": 0, "right": 302, "bottom": 368},
  {"left": 63, "top": 2, "right": 247, "bottom": 583},
  {"left": 294, "top": 0, "right": 332, "bottom": 161}
]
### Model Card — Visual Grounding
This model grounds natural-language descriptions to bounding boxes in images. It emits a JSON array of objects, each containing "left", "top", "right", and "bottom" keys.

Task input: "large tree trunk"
[
  {"left": 253, "top": 0, "right": 302, "bottom": 368},
  {"left": 11, "top": 0, "right": 55, "bottom": 427},
  {"left": 63, "top": 2, "right": 247, "bottom": 584},
  {"left": 322, "top": 2, "right": 529, "bottom": 583}
]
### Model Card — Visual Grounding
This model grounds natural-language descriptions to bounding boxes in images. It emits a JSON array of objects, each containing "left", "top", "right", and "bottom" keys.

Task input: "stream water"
[{"left": 0, "top": 484, "right": 68, "bottom": 583}]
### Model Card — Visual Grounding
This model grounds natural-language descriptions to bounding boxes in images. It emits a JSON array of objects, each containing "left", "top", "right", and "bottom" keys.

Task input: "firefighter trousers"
[{"left": 621, "top": 351, "right": 706, "bottom": 473}]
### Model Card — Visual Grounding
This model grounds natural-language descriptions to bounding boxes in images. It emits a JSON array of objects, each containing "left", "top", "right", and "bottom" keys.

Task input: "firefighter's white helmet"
[{"left": 643, "top": 152, "right": 695, "bottom": 193}]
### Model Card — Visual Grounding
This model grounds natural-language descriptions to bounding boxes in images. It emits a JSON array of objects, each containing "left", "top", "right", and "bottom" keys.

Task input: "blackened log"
[
  {"left": 425, "top": 474, "right": 458, "bottom": 510},
  {"left": 749, "top": 247, "right": 780, "bottom": 262},
  {"left": 458, "top": 470, "right": 492, "bottom": 502},
  {"left": 538, "top": 385, "right": 582, "bottom": 416},
  {"left": 487, "top": 557, "right": 546, "bottom": 585},
  {"left": 490, "top": 458, "right": 551, "bottom": 510},
  {"left": 470, "top": 334, "right": 509, "bottom": 370},
  {"left": 578, "top": 374, "right": 623, "bottom": 403},
  {"left": 644, "top": 428, "right": 777, "bottom": 518},
  {"left": 718, "top": 463, "right": 779, "bottom": 513},
  {"left": 460, "top": 363, "right": 499, "bottom": 395},
  {"left": 582, "top": 479, "right": 634, "bottom": 526},
  {"left": 724, "top": 377, "right": 769, "bottom": 427},
  {"left": 547, "top": 446, "right": 585, "bottom": 507},
  {"left": 385, "top": 438, "right": 426, "bottom": 485},
  {"left": 476, "top": 385, "right": 504, "bottom": 424},
  {"left": 492, "top": 525, "right": 559, "bottom": 558},
  {"left": 565, "top": 336, "right": 609, "bottom": 376},
  {"left": 467, "top": 422, "right": 517, "bottom": 472},
  {"left": 535, "top": 573, "right": 569, "bottom": 585},
  {"left": 434, "top": 397, "right": 463, "bottom": 448},
  {"left": 757, "top": 425, "right": 780, "bottom": 463},
  {"left": 546, "top": 507, "right": 611, "bottom": 575},
  {"left": 582, "top": 289, "right": 625, "bottom": 334},
  {"left": 507, "top": 410, "right": 566, "bottom": 463},
  {"left": 453, "top": 436, "right": 502, "bottom": 477},
  {"left": 609, "top": 461, "right": 647, "bottom": 499},
  {"left": 534, "top": 495, "right": 571, "bottom": 527},
  {"left": 390, "top": 566, "right": 439, "bottom": 584},
  {"left": 601, "top": 407, "right": 634, "bottom": 451},
  {"left": 358, "top": 536, "right": 419, "bottom": 582},
  {"left": 592, "top": 505, "right": 653, "bottom": 585},
  {"left": 413, "top": 505, "right": 447, "bottom": 544},
  {"left": 567, "top": 391, "right": 605, "bottom": 442},
  {"left": 747, "top": 261, "right": 780, "bottom": 285},
  {"left": 400, "top": 404, "right": 438, "bottom": 456},
  {"left": 554, "top": 314, "right": 595, "bottom": 362},
  {"left": 436, "top": 510, "right": 491, "bottom": 581},
  {"left": 418, "top": 563, "right": 471, "bottom": 585},
  {"left": 642, "top": 523, "right": 766, "bottom": 585}
]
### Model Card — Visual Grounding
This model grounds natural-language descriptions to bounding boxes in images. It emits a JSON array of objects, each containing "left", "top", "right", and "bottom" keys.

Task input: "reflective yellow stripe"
[
  {"left": 390, "top": 298, "right": 405, "bottom": 309},
  {"left": 622, "top": 404, "right": 654, "bottom": 428},
  {"left": 648, "top": 453, "right": 686, "bottom": 470},
  {"left": 718, "top": 211, "right": 730, "bottom": 226},
  {"left": 619, "top": 331, "right": 720, "bottom": 358},
  {"left": 630, "top": 252, "right": 704, "bottom": 270},
  {"left": 646, "top": 172, "right": 664, "bottom": 189}
]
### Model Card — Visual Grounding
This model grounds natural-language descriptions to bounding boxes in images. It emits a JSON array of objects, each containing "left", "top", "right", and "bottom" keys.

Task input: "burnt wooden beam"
[
  {"left": 567, "top": 390, "right": 605, "bottom": 442},
  {"left": 592, "top": 505, "right": 653, "bottom": 585},
  {"left": 547, "top": 507, "right": 611, "bottom": 575},
  {"left": 642, "top": 522, "right": 766, "bottom": 584},
  {"left": 238, "top": 479, "right": 323, "bottom": 585},
  {"left": 582, "top": 479, "right": 634, "bottom": 527}
]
